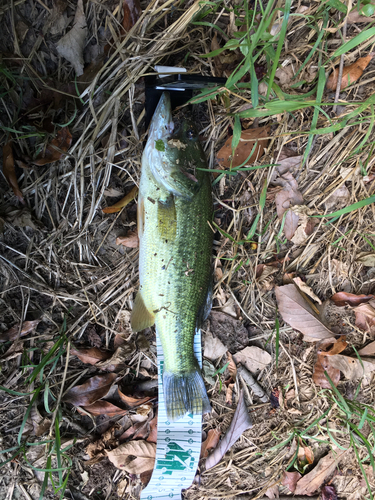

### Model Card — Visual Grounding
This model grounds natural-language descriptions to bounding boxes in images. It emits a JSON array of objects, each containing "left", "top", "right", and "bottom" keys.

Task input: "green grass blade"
[
  {"left": 331, "top": 27, "right": 375, "bottom": 58},
  {"left": 266, "top": 0, "right": 291, "bottom": 99},
  {"left": 315, "top": 195, "right": 375, "bottom": 221}
]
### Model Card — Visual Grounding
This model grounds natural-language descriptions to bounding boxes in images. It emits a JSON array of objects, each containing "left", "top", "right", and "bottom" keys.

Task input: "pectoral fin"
[{"left": 131, "top": 292, "right": 155, "bottom": 332}]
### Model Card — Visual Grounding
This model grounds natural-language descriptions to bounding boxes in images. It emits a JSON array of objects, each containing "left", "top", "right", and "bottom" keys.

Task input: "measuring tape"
[{"left": 140, "top": 330, "right": 203, "bottom": 500}]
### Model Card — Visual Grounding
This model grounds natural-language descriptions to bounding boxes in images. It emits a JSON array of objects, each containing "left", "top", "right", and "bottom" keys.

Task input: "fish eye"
[{"left": 186, "top": 128, "right": 194, "bottom": 139}]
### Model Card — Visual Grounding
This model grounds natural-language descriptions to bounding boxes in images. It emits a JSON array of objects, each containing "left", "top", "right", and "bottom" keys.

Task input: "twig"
[
  {"left": 237, "top": 365, "right": 269, "bottom": 403},
  {"left": 332, "top": 19, "right": 348, "bottom": 115}
]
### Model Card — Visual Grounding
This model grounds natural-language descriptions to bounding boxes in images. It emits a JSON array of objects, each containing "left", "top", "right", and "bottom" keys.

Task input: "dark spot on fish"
[
  {"left": 165, "top": 239, "right": 168, "bottom": 243},
  {"left": 147, "top": 197, "right": 156, "bottom": 204},
  {"left": 162, "top": 265, "right": 165, "bottom": 270},
  {"left": 168, "top": 281, "right": 170, "bottom": 284},
  {"left": 159, "top": 294, "right": 164, "bottom": 296},
  {"left": 154, "top": 253, "right": 157, "bottom": 256}
]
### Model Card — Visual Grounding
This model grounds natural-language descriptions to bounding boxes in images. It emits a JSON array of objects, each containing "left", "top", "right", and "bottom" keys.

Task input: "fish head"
[{"left": 144, "top": 93, "right": 206, "bottom": 200}]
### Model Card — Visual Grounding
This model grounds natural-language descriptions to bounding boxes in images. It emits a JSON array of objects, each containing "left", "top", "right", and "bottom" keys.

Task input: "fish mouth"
[{"left": 148, "top": 92, "right": 174, "bottom": 143}]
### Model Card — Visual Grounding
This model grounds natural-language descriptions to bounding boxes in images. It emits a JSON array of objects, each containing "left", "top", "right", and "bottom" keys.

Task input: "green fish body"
[{"left": 131, "top": 92, "right": 213, "bottom": 420}]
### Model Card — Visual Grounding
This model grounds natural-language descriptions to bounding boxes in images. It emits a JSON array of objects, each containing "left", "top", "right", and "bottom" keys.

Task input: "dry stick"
[
  {"left": 332, "top": 20, "right": 348, "bottom": 115},
  {"left": 237, "top": 365, "right": 269, "bottom": 403}
]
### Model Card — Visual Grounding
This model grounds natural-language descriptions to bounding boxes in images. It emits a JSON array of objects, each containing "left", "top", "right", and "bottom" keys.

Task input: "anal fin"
[{"left": 131, "top": 292, "right": 155, "bottom": 332}]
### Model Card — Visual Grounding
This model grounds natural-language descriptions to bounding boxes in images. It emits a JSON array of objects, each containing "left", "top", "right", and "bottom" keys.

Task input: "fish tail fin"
[{"left": 163, "top": 367, "right": 211, "bottom": 421}]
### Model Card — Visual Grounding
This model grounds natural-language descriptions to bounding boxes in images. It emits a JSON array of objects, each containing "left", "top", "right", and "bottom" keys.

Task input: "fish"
[{"left": 131, "top": 92, "right": 213, "bottom": 421}]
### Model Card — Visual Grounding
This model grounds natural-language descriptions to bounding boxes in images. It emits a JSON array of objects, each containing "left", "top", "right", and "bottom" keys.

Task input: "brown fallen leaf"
[
  {"left": 293, "top": 277, "right": 322, "bottom": 305},
  {"left": 56, "top": 0, "right": 87, "bottom": 76},
  {"left": 205, "top": 390, "right": 252, "bottom": 470},
  {"left": 119, "top": 420, "right": 149, "bottom": 441},
  {"left": 0, "top": 320, "right": 40, "bottom": 343},
  {"left": 3, "top": 142, "right": 24, "bottom": 203},
  {"left": 106, "top": 440, "right": 156, "bottom": 474},
  {"left": 324, "top": 185, "right": 350, "bottom": 211},
  {"left": 358, "top": 340, "right": 375, "bottom": 356},
  {"left": 122, "top": 0, "right": 142, "bottom": 32},
  {"left": 297, "top": 437, "right": 314, "bottom": 469},
  {"left": 294, "top": 449, "right": 348, "bottom": 495},
  {"left": 265, "top": 484, "right": 279, "bottom": 499},
  {"left": 275, "top": 284, "right": 334, "bottom": 342},
  {"left": 204, "top": 331, "right": 228, "bottom": 361},
  {"left": 201, "top": 428, "right": 221, "bottom": 459},
  {"left": 271, "top": 162, "right": 304, "bottom": 241},
  {"left": 63, "top": 373, "right": 117, "bottom": 406},
  {"left": 321, "top": 484, "right": 338, "bottom": 500},
  {"left": 227, "top": 352, "right": 237, "bottom": 381},
  {"left": 147, "top": 415, "right": 158, "bottom": 444},
  {"left": 86, "top": 426, "right": 118, "bottom": 462},
  {"left": 118, "top": 388, "right": 152, "bottom": 408},
  {"left": 116, "top": 231, "right": 139, "bottom": 248},
  {"left": 328, "top": 354, "right": 375, "bottom": 384},
  {"left": 331, "top": 292, "right": 374, "bottom": 307},
  {"left": 96, "top": 343, "right": 136, "bottom": 371},
  {"left": 313, "top": 336, "right": 348, "bottom": 389},
  {"left": 217, "top": 125, "right": 270, "bottom": 169},
  {"left": 81, "top": 401, "right": 128, "bottom": 417},
  {"left": 233, "top": 346, "right": 272, "bottom": 374},
  {"left": 357, "top": 252, "right": 375, "bottom": 266},
  {"left": 354, "top": 302, "right": 375, "bottom": 332},
  {"left": 326, "top": 54, "right": 374, "bottom": 91},
  {"left": 71, "top": 346, "right": 111, "bottom": 365},
  {"left": 33, "top": 127, "right": 72, "bottom": 165},
  {"left": 225, "top": 382, "right": 235, "bottom": 405},
  {"left": 281, "top": 470, "right": 301, "bottom": 493},
  {"left": 103, "top": 185, "right": 139, "bottom": 214},
  {"left": 348, "top": 4, "right": 375, "bottom": 23}
]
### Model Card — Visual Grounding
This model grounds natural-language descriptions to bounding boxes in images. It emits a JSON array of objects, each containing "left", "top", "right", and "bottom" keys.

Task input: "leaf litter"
[{"left": 3, "top": 0, "right": 375, "bottom": 499}]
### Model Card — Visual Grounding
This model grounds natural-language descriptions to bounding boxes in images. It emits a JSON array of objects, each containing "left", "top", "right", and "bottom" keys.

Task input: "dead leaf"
[
  {"left": 217, "top": 125, "right": 270, "bottom": 169},
  {"left": 0, "top": 320, "right": 40, "bottom": 343},
  {"left": 297, "top": 437, "right": 314, "bottom": 468},
  {"left": 227, "top": 352, "right": 237, "bottom": 381},
  {"left": 281, "top": 470, "right": 301, "bottom": 493},
  {"left": 122, "top": 0, "right": 141, "bottom": 31},
  {"left": 147, "top": 415, "right": 157, "bottom": 444},
  {"left": 326, "top": 54, "right": 374, "bottom": 90},
  {"left": 275, "top": 66, "right": 295, "bottom": 86},
  {"left": 119, "top": 420, "right": 149, "bottom": 441},
  {"left": 273, "top": 171, "right": 304, "bottom": 240},
  {"left": 357, "top": 252, "right": 375, "bottom": 267},
  {"left": 81, "top": 401, "right": 128, "bottom": 417},
  {"left": 293, "top": 277, "right": 322, "bottom": 305},
  {"left": 358, "top": 340, "right": 375, "bottom": 356},
  {"left": 331, "top": 292, "right": 374, "bottom": 307},
  {"left": 96, "top": 343, "right": 135, "bottom": 371},
  {"left": 204, "top": 331, "right": 227, "bottom": 361},
  {"left": 116, "top": 231, "right": 139, "bottom": 248},
  {"left": 3, "top": 142, "right": 24, "bottom": 203},
  {"left": 140, "top": 469, "right": 153, "bottom": 486},
  {"left": 313, "top": 336, "right": 348, "bottom": 389},
  {"left": 106, "top": 440, "right": 156, "bottom": 473},
  {"left": 265, "top": 485, "right": 279, "bottom": 499},
  {"left": 63, "top": 373, "right": 117, "bottom": 406},
  {"left": 276, "top": 284, "right": 334, "bottom": 342},
  {"left": 348, "top": 6, "right": 375, "bottom": 23},
  {"left": 56, "top": 0, "right": 87, "bottom": 76},
  {"left": 328, "top": 354, "right": 375, "bottom": 383},
  {"left": 321, "top": 484, "right": 338, "bottom": 500},
  {"left": 86, "top": 426, "right": 118, "bottom": 462},
  {"left": 354, "top": 303, "right": 375, "bottom": 332},
  {"left": 324, "top": 185, "right": 350, "bottom": 211},
  {"left": 118, "top": 388, "right": 152, "bottom": 408},
  {"left": 33, "top": 128, "right": 72, "bottom": 165},
  {"left": 294, "top": 449, "right": 348, "bottom": 495},
  {"left": 233, "top": 346, "right": 271, "bottom": 374},
  {"left": 103, "top": 186, "right": 138, "bottom": 214},
  {"left": 71, "top": 346, "right": 111, "bottom": 365},
  {"left": 201, "top": 428, "right": 221, "bottom": 459},
  {"left": 205, "top": 390, "right": 252, "bottom": 470}
]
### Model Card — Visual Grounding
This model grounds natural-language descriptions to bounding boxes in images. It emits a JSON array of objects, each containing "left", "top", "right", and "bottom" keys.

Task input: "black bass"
[{"left": 131, "top": 92, "right": 213, "bottom": 420}]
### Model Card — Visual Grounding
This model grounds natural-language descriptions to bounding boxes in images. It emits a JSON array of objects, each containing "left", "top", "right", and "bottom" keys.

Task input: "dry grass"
[{"left": 1, "top": 0, "right": 375, "bottom": 499}]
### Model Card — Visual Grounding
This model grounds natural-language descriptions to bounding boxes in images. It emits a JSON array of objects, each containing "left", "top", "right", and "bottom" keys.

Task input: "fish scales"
[{"left": 131, "top": 92, "right": 213, "bottom": 420}]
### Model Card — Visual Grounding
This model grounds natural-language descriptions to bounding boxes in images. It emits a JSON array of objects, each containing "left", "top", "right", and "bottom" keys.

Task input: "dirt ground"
[{"left": 1, "top": 0, "right": 375, "bottom": 499}]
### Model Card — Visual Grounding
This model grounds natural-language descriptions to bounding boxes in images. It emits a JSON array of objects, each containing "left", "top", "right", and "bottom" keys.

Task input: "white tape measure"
[{"left": 140, "top": 330, "right": 203, "bottom": 500}]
